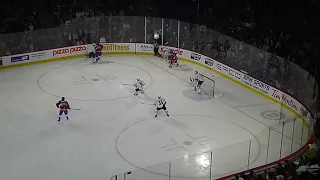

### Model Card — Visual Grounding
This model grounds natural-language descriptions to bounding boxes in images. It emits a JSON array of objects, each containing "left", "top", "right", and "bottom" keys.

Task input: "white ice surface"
[{"left": 0, "top": 55, "right": 309, "bottom": 180}]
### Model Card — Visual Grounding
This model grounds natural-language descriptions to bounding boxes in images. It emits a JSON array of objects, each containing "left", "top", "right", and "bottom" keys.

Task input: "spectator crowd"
[
  {"left": 1, "top": 0, "right": 320, "bottom": 179},
  {"left": 1, "top": 0, "right": 319, "bottom": 78}
]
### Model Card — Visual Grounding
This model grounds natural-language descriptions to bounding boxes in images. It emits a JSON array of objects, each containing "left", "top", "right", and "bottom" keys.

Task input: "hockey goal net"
[
  {"left": 190, "top": 71, "right": 221, "bottom": 98},
  {"left": 202, "top": 74, "right": 216, "bottom": 97}
]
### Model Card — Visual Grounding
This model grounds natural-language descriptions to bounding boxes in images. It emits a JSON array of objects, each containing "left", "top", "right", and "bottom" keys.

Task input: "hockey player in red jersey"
[
  {"left": 168, "top": 51, "right": 179, "bottom": 68},
  {"left": 56, "top": 97, "right": 70, "bottom": 121},
  {"left": 93, "top": 43, "right": 103, "bottom": 63}
]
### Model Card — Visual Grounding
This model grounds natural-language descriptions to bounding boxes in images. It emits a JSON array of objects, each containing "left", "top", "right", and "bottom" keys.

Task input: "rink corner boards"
[{"left": 177, "top": 57, "right": 311, "bottom": 131}]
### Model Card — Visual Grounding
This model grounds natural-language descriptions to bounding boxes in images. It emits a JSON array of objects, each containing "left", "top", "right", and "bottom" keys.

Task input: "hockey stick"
[
  {"left": 70, "top": 108, "right": 81, "bottom": 110},
  {"left": 140, "top": 101, "right": 154, "bottom": 106},
  {"left": 121, "top": 82, "right": 134, "bottom": 86}
]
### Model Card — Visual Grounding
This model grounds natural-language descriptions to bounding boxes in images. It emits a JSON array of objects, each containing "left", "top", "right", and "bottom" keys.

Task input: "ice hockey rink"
[{"left": 0, "top": 55, "right": 310, "bottom": 180}]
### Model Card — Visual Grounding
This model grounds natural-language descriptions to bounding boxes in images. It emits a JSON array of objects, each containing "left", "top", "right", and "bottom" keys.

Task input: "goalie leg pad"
[
  {"left": 197, "top": 80, "right": 204, "bottom": 87},
  {"left": 134, "top": 88, "right": 139, "bottom": 96},
  {"left": 140, "top": 87, "right": 145, "bottom": 94},
  {"left": 135, "top": 88, "right": 144, "bottom": 95}
]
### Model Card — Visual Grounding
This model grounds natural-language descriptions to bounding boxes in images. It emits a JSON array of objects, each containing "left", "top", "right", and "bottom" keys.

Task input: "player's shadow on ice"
[
  {"left": 182, "top": 83, "right": 214, "bottom": 102},
  {"left": 173, "top": 64, "right": 193, "bottom": 72},
  {"left": 94, "top": 61, "right": 115, "bottom": 64},
  {"left": 85, "top": 59, "right": 114, "bottom": 65}
]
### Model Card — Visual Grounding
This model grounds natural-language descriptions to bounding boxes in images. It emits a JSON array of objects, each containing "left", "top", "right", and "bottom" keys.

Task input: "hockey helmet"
[{"left": 154, "top": 33, "right": 160, "bottom": 40}]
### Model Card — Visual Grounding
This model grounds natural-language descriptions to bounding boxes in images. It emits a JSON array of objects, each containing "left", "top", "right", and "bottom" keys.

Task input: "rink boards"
[{"left": 0, "top": 43, "right": 312, "bottom": 131}]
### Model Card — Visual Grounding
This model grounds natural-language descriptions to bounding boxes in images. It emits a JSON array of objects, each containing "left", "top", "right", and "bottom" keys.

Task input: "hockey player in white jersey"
[
  {"left": 190, "top": 71, "right": 205, "bottom": 93},
  {"left": 88, "top": 44, "right": 96, "bottom": 61},
  {"left": 154, "top": 96, "right": 169, "bottom": 117},
  {"left": 134, "top": 78, "right": 145, "bottom": 96},
  {"left": 162, "top": 48, "right": 173, "bottom": 60}
]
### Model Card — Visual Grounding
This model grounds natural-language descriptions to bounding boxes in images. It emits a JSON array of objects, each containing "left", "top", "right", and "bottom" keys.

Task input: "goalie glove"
[{"left": 190, "top": 78, "right": 198, "bottom": 82}]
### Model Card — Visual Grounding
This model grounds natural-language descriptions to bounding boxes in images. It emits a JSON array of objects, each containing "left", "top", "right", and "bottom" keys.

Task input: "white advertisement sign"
[
  {"left": 214, "top": 61, "right": 242, "bottom": 81},
  {"left": 102, "top": 43, "right": 134, "bottom": 52},
  {"left": 204, "top": 57, "right": 214, "bottom": 67},
  {"left": 242, "top": 74, "right": 271, "bottom": 95},
  {"left": 136, "top": 43, "right": 153, "bottom": 53},
  {"left": 31, "top": 51, "right": 47, "bottom": 61},
  {"left": 52, "top": 45, "right": 87, "bottom": 58},
  {"left": 190, "top": 52, "right": 201, "bottom": 61},
  {"left": 1, "top": 51, "right": 48, "bottom": 66}
]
